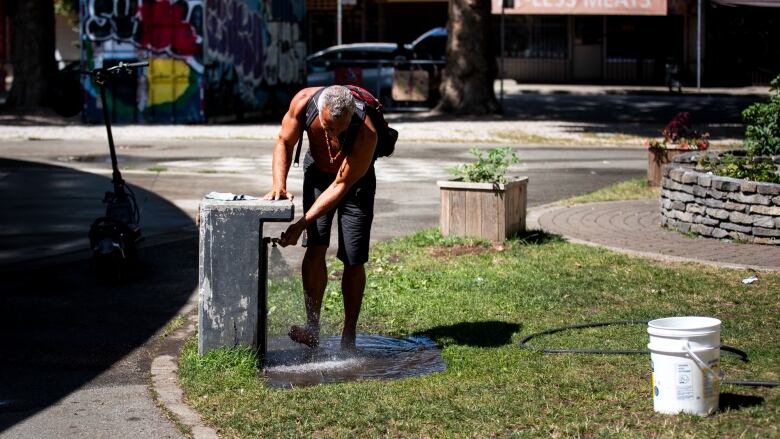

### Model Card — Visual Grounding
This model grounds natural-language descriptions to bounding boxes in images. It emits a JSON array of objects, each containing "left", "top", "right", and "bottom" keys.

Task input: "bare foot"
[
  {"left": 289, "top": 325, "right": 319, "bottom": 348},
  {"left": 340, "top": 335, "right": 357, "bottom": 353}
]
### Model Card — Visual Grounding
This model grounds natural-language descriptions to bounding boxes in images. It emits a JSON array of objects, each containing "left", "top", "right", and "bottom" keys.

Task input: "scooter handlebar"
[
  {"left": 106, "top": 61, "right": 150, "bottom": 71},
  {"left": 79, "top": 60, "right": 150, "bottom": 77}
]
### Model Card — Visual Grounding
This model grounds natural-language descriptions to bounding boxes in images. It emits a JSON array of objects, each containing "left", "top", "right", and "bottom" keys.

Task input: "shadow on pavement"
[
  {"left": 385, "top": 92, "right": 757, "bottom": 140},
  {"left": 0, "top": 159, "right": 193, "bottom": 266},
  {"left": 0, "top": 159, "right": 196, "bottom": 432}
]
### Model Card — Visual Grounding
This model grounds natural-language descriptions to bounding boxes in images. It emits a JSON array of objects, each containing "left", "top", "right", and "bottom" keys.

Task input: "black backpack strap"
[
  {"left": 339, "top": 101, "right": 366, "bottom": 157},
  {"left": 293, "top": 88, "right": 324, "bottom": 168}
]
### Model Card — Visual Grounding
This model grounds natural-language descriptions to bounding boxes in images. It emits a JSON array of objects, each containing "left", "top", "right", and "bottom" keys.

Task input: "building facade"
[
  {"left": 306, "top": 0, "right": 449, "bottom": 53},
  {"left": 491, "top": 0, "right": 780, "bottom": 86},
  {"left": 305, "top": 0, "right": 779, "bottom": 87}
]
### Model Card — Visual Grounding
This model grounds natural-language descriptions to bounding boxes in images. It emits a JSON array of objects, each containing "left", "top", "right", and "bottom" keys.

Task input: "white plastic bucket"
[{"left": 647, "top": 317, "right": 722, "bottom": 416}]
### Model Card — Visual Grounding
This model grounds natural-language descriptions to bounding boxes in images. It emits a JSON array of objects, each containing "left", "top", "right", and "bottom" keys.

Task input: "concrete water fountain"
[
  {"left": 198, "top": 197, "right": 294, "bottom": 358},
  {"left": 198, "top": 196, "right": 445, "bottom": 387}
]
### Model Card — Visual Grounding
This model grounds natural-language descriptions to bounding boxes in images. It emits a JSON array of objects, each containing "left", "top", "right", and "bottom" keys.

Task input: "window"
[{"left": 494, "top": 15, "right": 569, "bottom": 59}]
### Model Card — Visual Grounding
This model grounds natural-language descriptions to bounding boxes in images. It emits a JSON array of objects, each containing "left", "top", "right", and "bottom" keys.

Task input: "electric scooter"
[{"left": 82, "top": 61, "right": 148, "bottom": 280}]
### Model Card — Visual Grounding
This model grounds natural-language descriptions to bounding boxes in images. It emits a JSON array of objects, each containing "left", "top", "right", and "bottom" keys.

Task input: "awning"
[
  {"left": 711, "top": 0, "right": 780, "bottom": 6},
  {"left": 492, "top": 0, "right": 668, "bottom": 16}
]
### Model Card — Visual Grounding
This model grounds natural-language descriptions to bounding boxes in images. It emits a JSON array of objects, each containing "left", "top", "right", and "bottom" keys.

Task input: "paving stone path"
[{"left": 533, "top": 199, "right": 780, "bottom": 271}]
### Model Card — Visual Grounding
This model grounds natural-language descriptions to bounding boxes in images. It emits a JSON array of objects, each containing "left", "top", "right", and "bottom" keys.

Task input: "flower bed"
[{"left": 660, "top": 152, "right": 780, "bottom": 245}]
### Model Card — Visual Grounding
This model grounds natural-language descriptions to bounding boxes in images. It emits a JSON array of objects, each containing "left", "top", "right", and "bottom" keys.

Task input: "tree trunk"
[
  {"left": 434, "top": 0, "right": 500, "bottom": 115},
  {"left": 7, "top": 0, "right": 56, "bottom": 109}
]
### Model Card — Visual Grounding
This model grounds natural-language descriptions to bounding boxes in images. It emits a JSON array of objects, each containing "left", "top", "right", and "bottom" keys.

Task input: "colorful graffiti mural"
[
  {"left": 81, "top": 0, "right": 205, "bottom": 123},
  {"left": 204, "top": 0, "right": 305, "bottom": 119},
  {"left": 80, "top": 0, "right": 305, "bottom": 123}
]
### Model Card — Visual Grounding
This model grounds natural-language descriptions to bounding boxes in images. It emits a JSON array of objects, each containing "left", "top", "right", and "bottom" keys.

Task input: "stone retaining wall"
[{"left": 660, "top": 160, "right": 780, "bottom": 245}]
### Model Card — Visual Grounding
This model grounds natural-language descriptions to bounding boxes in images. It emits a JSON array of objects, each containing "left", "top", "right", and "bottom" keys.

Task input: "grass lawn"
[
  {"left": 564, "top": 178, "right": 659, "bottom": 205},
  {"left": 179, "top": 230, "right": 779, "bottom": 438}
]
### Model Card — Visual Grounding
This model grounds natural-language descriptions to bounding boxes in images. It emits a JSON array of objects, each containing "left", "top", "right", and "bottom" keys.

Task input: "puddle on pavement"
[{"left": 263, "top": 334, "right": 445, "bottom": 388}]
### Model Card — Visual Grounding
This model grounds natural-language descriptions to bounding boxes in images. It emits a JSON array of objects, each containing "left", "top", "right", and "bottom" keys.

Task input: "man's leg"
[
  {"left": 289, "top": 244, "right": 328, "bottom": 347},
  {"left": 341, "top": 263, "right": 365, "bottom": 350},
  {"left": 336, "top": 166, "right": 375, "bottom": 351}
]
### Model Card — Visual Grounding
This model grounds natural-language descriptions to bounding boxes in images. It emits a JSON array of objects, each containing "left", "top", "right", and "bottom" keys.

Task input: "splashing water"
[
  {"left": 268, "top": 245, "right": 293, "bottom": 280},
  {"left": 263, "top": 334, "right": 445, "bottom": 388},
  {"left": 265, "top": 358, "right": 365, "bottom": 374}
]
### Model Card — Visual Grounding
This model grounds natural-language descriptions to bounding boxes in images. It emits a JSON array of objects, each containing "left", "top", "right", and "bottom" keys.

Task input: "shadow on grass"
[
  {"left": 415, "top": 321, "right": 522, "bottom": 348},
  {"left": 511, "top": 229, "right": 564, "bottom": 245},
  {"left": 719, "top": 393, "right": 765, "bottom": 412}
]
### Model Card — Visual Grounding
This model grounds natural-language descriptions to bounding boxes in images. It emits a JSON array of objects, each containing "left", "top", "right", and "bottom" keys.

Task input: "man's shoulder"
[
  {"left": 297, "top": 87, "right": 327, "bottom": 106},
  {"left": 290, "top": 87, "right": 323, "bottom": 116}
]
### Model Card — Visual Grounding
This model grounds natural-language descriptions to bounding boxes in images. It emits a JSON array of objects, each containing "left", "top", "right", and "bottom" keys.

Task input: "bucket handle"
[{"left": 683, "top": 342, "right": 725, "bottom": 382}]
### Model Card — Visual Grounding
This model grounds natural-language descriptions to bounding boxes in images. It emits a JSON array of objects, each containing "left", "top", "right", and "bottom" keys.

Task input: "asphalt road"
[{"left": 0, "top": 139, "right": 646, "bottom": 265}]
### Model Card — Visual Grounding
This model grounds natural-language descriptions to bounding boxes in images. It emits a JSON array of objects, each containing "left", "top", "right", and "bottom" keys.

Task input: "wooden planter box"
[
  {"left": 647, "top": 147, "right": 688, "bottom": 186},
  {"left": 437, "top": 177, "right": 528, "bottom": 241}
]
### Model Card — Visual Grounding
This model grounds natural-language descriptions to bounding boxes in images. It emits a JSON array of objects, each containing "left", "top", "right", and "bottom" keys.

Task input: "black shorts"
[{"left": 302, "top": 152, "right": 376, "bottom": 265}]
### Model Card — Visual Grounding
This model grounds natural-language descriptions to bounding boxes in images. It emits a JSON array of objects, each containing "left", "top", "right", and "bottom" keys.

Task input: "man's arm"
[
  {"left": 303, "top": 122, "right": 377, "bottom": 221},
  {"left": 264, "top": 88, "right": 314, "bottom": 200},
  {"left": 278, "top": 119, "right": 378, "bottom": 246}
]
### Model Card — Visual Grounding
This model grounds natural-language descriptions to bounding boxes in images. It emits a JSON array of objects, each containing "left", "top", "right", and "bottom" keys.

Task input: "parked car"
[
  {"left": 407, "top": 27, "right": 447, "bottom": 61},
  {"left": 306, "top": 27, "right": 447, "bottom": 108}
]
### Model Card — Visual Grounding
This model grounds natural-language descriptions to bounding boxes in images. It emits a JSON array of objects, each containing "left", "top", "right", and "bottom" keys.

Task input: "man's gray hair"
[{"left": 318, "top": 85, "right": 356, "bottom": 120}]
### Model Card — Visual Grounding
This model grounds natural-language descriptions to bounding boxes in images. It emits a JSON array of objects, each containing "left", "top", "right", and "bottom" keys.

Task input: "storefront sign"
[{"left": 493, "top": 0, "right": 667, "bottom": 15}]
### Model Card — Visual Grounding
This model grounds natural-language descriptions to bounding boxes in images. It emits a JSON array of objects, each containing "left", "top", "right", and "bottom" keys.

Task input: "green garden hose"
[{"left": 518, "top": 320, "right": 779, "bottom": 388}]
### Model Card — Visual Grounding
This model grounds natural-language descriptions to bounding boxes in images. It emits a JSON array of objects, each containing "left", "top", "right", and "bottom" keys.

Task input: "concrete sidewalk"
[{"left": 0, "top": 81, "right": 766, "bottom": 146}]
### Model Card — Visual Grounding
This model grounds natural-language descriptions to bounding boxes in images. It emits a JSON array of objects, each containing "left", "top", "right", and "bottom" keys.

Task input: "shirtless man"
[{"left": 265, "top": 85, "right": 378, "bottom": 350}]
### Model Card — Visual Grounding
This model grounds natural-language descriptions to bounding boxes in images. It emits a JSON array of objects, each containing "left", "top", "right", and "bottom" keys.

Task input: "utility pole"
[
  {"left": 696, "top": 0, "right": 701, "bottom": 91},
  {"left": 500, "top": 0, "right": 505, "bottom": 106},
  {"left": 337, "top": 0, "right": 343, "bottom": 45}
]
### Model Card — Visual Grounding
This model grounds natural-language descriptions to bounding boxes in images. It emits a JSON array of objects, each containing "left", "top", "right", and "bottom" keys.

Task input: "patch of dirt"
[
  {"left": 428, "top": 244, "right": 505, "bottom": 258},
  {"left": 328, "top": 269, "right": 343, "bottom": 280}
]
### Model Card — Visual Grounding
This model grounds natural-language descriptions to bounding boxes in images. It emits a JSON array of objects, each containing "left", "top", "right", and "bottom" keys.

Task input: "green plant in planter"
[
  {"left": 742, "top": 74, "right": 780, "bottom": 156},
  {"left": 644, "top": 112, "right": 710, "bottom": 150},
  {"left": 448, "top": 147, "right": 520, "bottom": 184}
]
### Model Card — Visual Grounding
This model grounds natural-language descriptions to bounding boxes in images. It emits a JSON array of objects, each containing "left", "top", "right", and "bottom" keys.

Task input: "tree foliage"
[{"left": 54, "top": 0, "right": 79, "bottom": 19}]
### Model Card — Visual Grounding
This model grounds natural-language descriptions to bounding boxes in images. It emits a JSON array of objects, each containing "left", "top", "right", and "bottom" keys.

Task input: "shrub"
[
  {"left": 699, "top": 153, "right": 780, "bottom": 184},
  {"left": 448, "top": 147, "right": 520, "bottom": 184},
  {"left": 742, "top": 74, "right": 780, "bottom": 156}
]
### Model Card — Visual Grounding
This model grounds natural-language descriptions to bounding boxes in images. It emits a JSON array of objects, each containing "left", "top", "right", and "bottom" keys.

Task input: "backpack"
[{"left": 293, "top": 86, "right": 398, "bottom": 167}]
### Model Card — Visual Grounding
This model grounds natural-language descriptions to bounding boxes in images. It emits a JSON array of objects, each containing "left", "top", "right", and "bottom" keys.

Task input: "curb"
[
  {"left": 150, "top": 302, "right": 219, "bottom": 439},
  {"left": 527, "top": 201, "right": 780, "bottom": 273}
]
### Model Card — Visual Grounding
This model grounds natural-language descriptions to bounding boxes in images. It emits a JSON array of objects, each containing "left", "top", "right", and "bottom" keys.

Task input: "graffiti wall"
[
  {"left": 80, "top": 0, "right": 205, "bottom": 123},
  {"left": 204, "top": 0, "right": 305, "bottom": 119},
  {"left": 80, "top": 0, "right": 305, "bottom": 123}
]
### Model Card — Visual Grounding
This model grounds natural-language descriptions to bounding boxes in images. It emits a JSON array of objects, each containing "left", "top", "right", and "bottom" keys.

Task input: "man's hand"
[
  {"left": 263, "top": 188, "right": 294, "bottom": 201},
  {"left": 279, "top": 217, "right": 307, "bottom": 247}
]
